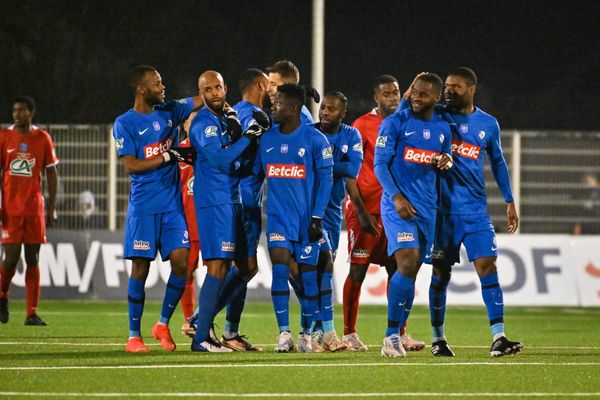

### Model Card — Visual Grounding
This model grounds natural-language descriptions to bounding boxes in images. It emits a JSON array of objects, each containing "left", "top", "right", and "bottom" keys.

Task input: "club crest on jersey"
[
  {"left": 133, "top": 240, "right": 150, "bottom": 250},
  {"left": 153, "top": 122, "right": 161, "bottom": 131},
  {"left": 168, "top": 119, "right": 173, "bottom": 128},
  {"left": 115, "top": 137, "right": 124, "bottom": 150},
  {"left": 19, "top": 143, "right": 28, "bottom": 152},
  {"left": 397, "top": 232, "right": 414, "bottom": 242},
  {"left": 322, "top": 146, "right": 333, "bottom": 159},
  {"left": 439, "top": 134, "right": 445, "bottom": 143},
  {"left": 423, "top": 129, "right": 431, "bottom": 140},
  {"left": 281, "top": 144, "right": 288, "bottom": 153},
  {"left": 352, "top": 142, "right": 363, "bottom": 153},
  {"left": 376, "top": 136, "right": 387, "bottom": 148},
  {"left": 187, "top": 176, "right": 194, "bottom": 195},
  {"left": 341, "top": 144, "right": 348, "bottom": 153},
  {"left": 2, "top": 230, "right": 9, "bottom": 239},
  {"left": 9, "top": 157, "right": 35, "bottom": 177},
  {"left": 298, "top": 148, "right": 305, "bottom": 157},
  {"left": 460, "top": 124, "right": 468, "bottom": 133},
  {"left": 269, "top": 233, "right": 286, "bottom": 242},
  {"left": 205, "top": 125, "right": 218, "bottom": 137},
  {"left": 221, "top": 241, "right": 236, "bottom": 252},
  {"left": 479, "top": 130, "right": 486, "bottom": 139}
]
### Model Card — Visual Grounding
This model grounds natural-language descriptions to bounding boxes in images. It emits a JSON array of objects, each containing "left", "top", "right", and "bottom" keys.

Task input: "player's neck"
[
  {"left": 457, "top": 103, "right": 475, "bottom": 115},
  {"left": 376, "top": 107, "right": 391, "bottom": 119},
  {"left": 206, "top": 104, "right": 224, "bottom": 117},
  {"left": 14, "top": 123, "right": 32, "bottom": 134},
  {"left": 319, "top": 122, "right": 341, "bottom": 135},
  {"left": 242, "top": 93, "right": 260, "bottom": 108},
  {"left": 133, "top": 98, "right": 154, "bottom": 114},
  {"left": 280, "top": 118, "right": 301, "bottom": 134}
]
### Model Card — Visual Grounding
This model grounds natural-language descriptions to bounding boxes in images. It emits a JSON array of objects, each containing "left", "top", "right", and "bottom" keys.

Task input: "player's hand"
[
  {"left": 392, "top": 192, "right": 416, "bottom": 220},
  {"left": 225, "top": 109, "right": 242, "bottom": 143},
  {"left": 403, "top": 71, "right": 428, "bottom": 100},
  {"left": 358, "top": 211, "right": 381, "bottom": 236},
  {"left": 303, "top": 86, "right": 321, "bottom": 103},
  {"left": 46, "top": 208, "right": 57, "bottom": 228},
  {"left": 163, "top": 147, "right": 195, "bottom": 165},
  {"left": 308, "top": 217, "right": 323, "bottom": 242},
  {"left": 507, "top": 202, "right": 519, "bottom": 233},
  {"left": 434, "top": 153, "right": 453, "bottom": 170},
  {"left": 252, "top": 110, "right": 271, "bottom": 130}
]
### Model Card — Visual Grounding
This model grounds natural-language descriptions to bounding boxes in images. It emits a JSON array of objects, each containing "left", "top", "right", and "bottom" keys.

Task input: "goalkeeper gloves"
[
  {"left": 252, "top": 109, "right": 271, "bottom": 130},
  {"left": 308, "top": 217, "right": 323, "bottom": 242},
  {"left": 225, "top": 109, "right": 242, "bottom": 142},
  {"left": 162, "top": 147, "right": 195, "bottom": 165}
]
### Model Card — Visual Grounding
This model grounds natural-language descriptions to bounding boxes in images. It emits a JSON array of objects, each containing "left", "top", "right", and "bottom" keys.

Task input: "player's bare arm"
[
  {"left": 346, "top": 178, "right": 380, "bottom": 236},
  {"left": 45, "top": 165, "right": 58, "bottom": 228}
]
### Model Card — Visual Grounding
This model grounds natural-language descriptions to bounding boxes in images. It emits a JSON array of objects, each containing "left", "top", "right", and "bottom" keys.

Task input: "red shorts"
[
  {"left": 344, "top": 203, "right": 389, "bottom": 266},
  {"left": 1, "top": 215, "right": 46, "bottom": 244},
  {"left": 187, "top": 240, "right": 202, "bottom": 271}
]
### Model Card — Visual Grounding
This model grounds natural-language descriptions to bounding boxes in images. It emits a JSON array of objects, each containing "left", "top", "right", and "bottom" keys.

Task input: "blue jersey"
[
  {"left": 113, "top": 98, "right": 195, "bottom": 215},
  {"left": 234, "top": 100, "right": 264, "bottom": 208},
  {"left": 374, "top": 108, "right": 452, "bottom": 223},
  {"left": 189, "top": 106, "right": 251, "bottom": 208},
  {"left": 253, "top": 123, "right": 333, "bottom": 242},
  {"left": 315, "top": 123, "right": 363, "bottom": 227},
  {"left": 301, "top": 105, "right": 314, "bottom": 124},
  {"left": 439, "top": 107, "right": 514, "bottom": 214}
]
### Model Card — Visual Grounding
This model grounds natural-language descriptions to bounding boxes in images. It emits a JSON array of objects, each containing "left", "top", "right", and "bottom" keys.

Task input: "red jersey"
[
  {"left": 0, "top": 128, "right": 59, "bottom": 216},
  {"left": 351, "top": 109, "right": 384, "bottom": 214},
  {"left": 179, "top": 139, "right": 199, "bottom": 242}
]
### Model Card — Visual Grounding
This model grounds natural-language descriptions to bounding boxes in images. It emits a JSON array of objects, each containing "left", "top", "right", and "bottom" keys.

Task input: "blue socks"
[
  {"left": 300, "top": 270, "right": 318, "bottom": 334},
  {"left": 127, "top": 277, "right": 145, "bottom": 338},
  {"left": 480, "top": 273, "right": 505, "bottom": 338},
  {"left": 386, "top": 272, "right": 414, "bottom": 337},
  {"left": 271, "top": 263, "right": 290, "bottom": 332},
  {"left": 225, "top": 285, "right": 247, "bottom": 336},
  {"left": 193, "top": 274, "right": 223, "bottom": 343},
  {"left": 429, "top": 274, "right": 449, "bottom": 340},
  {"left": 159, "top": 272, "right": 186, "bottom": 324},
  {"left": 319, "top": 271, "right": 334, "bottom": 332}
]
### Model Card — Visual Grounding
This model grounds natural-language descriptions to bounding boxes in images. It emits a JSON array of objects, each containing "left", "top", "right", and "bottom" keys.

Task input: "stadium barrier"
[{"left": 3, "top": 230, "right": 599, "bottom": 307}]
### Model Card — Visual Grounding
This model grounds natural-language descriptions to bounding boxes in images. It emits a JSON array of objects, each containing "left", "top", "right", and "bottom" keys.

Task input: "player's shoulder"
[
  {"left": 114, "top": 109, "right": 136, "bottom": 125},
  {"left": 340, "top": 123, "right": 361, "bottom": 140},
  {"left": 32, "top": 127, "right": 54, "bottom": 141},
  {"left": 352, "top": 109, "right": 380, "bottom": 126},
  {"left": 380, "top": 109, "right": 406, "bottom": 131},
  {"left": 473, "top": 107, "right": 500, "bottom": 132}
]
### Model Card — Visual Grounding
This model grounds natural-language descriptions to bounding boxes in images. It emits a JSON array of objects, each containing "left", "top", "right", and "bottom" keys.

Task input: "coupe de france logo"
[
  {"left": 460, "top": 124, "right": 468, "bottom": 133},
  {"left": 322, "top": 147, "right": 333, "bottom": 159},
  {"left": 205, "top": 125, "right": 218, "bottom": 137},
  {"left": 9, "top": 157, "right": 35, "bottom": 177},
  {"left": 423, "top": 129, "right": 431, "bottom": 140},
  {"left": 153, "top": 122, "right": 161, "bottom": 131},
  {"left": 115, "top": 137, "right": 124, "bottom": 150}
]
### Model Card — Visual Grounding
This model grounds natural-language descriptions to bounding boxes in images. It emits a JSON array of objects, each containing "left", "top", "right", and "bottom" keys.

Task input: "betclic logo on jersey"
[
  {"left": 143, "top": 137, "right": 174, "bottom": 158},
  {"left": 266, "top": 163, "right": 306, "bottom": 179},
  {"left": 451, "top": 139, "right": 480, "bottom": 160},
  {"left": 9, "top": 157, "right": 36, "bottom": 177},
  {"left": 403, "top": 147, "right": 440, "bottom": 165}
]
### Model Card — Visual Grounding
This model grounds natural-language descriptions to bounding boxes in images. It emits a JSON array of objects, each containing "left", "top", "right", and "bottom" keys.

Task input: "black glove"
[
  {"left": 163, "top": 147, "right": 195, "bottom": 165},
  {"left": 225, "top": 109, "right": 242, "bottom": 143},
  {"left": 308, "top": 217, "right": 323, "bottom": 242},
  {"left": 303, "top": 86, "right": 321, "bottom": 103},
  {"left": 252, "top": 109, "right": 271, "bottom": 130},
  {"left": 243, "top": 122, "right": 265, "bottom": 143}
]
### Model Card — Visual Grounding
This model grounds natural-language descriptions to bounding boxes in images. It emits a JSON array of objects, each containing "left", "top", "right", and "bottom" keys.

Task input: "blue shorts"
[
  {"left": 242, "top": 204, "right": 262, "bottom": 257},
  {"left": 197, "top": 203, "right": 247, "bottom": 260},
  {"left": 434, "top": 213, "right": 497, "bottom": 267},
  {"left": 266, "top": 229, "right": 320, "bottom": 266},
  {"left": 124, "top": 209, "right": 189, "bottom": 261},
  {"left": 322, "top": 219, "right": 341, "bottom": 259},
  {"left": 381, "top": 213, "right": 435, "bottom": 264}
]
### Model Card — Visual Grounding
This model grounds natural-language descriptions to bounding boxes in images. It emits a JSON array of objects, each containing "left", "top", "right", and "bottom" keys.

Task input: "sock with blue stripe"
[
  {"left": 480, "top": 273, "right": 505, "bottom": 339},
  {"left": 319, "top": 271, "right": 334, "bottom": 332},
  {"left": 193, "top": 274, "right": 223, "bottom": 343},
  {"left": 300, "top": 270, "right": 318, "bottom": 334},
  {"left": 386, "top": 272, "right": 413, "bottom": 337},
  {"left": 225, "top": 286, "right": 247, "bottom": 338},
  {"left": 127, "top": 277, "right": 145, "bottom": 338},
  {"left": 159, "top": 272, "right": 186, "bottom": 324},
  {"left": 429, "top": 274, "right": 449, "bottom": 341},
  {"left": 271, "top": 263, "right": 290, "bottom": 332}
]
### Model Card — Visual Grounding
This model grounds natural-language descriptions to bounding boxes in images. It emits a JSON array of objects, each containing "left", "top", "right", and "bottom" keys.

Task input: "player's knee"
[
  {"left": 474, "top": 257, "right": 497, "bottom": 277},
  {"left": 432, "top": 264, "right": 452, "bottom": 284},
  {"left": 349, "top": 264, "right": 368, "bottom": 282},
  {"left": 318, "top": 251, "right": 334, "bottom": 273},
  {"left": 131, "top": 261, "right": 150, "bottom": 280}
]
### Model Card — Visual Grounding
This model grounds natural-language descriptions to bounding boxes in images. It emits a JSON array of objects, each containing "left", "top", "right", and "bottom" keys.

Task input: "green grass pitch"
[{"left": 1, "top": 300, "right": 599, "bottom": 399}]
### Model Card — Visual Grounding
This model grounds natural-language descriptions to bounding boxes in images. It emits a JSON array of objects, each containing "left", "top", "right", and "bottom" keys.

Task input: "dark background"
[{"left": 1, "top": 0, "right": 598, "bottom": 129}]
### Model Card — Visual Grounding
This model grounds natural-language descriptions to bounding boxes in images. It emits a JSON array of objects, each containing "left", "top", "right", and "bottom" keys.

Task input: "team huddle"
[{"left": 112, "top": 60, "right": 523, "bottom": 358}]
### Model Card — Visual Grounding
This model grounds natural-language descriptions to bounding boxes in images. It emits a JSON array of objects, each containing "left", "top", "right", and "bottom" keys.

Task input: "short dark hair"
[
  {"left": 324, "top": 90, "right": 348, "bottom": 110},
  {"left": 417, "top": 73, "right": 444, "bottom": 95},
  {"left": 277, "top": 83, "right": 306, "bottom": 106},
  {"left": 373, "top": 74, "right": 399, "bottom": 92},
  {"left": 267, "top": 60, "right": 300, "bottom": 84},
  {"left": 13, "top": 95, "right": 36, "bottom": 112},
  {"left": 448, "top": 66, "right": 477, "bottom": 86},
  {"left": 238, "top": 68, "right": 265, "bottom": 94},
  {"left": 129, "top": 65, "right": 157, "bottom": 90}
]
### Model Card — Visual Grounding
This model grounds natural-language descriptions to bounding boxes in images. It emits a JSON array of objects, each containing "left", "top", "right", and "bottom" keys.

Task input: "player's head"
[
  {"left": 410, "top": 73, "right": 443, "bottom": 116},
  {"left": 444, "top": 67, "right": 477, "bottom": 110},
  {"left": 198, "top": 70, "right": 227, "bottom": 113},
  {"left": 238, "top": 68, "right": 269, "bottom": 107},
  {"left": 373, "top": 75, "right": 400, "bottom": 117},
  {"left": 12, "top": 95, "right": 36, "bottom": 128},
  {"left": 266, "top": 60, "right": 300, "bottom": 105},
  {"left": 129, "top": 65, "right": 165, "bottom": 105},
  {"left": 271, "top": 83, "right": 305, "bottom": 125},
  {"left": 319, "top": 91, "right": 348, "bottom": 132}
]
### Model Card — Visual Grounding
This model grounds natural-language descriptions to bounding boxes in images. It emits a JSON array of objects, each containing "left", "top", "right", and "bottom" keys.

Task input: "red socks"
[
  {"left": 343, "top": 275, "right": 362, "bottom": 335},
  {"left": 181, "top": 278, "right": 195, "bottom": 320},
  {"left": 25, "top": 265, "right": 40, "bottom": 317}
]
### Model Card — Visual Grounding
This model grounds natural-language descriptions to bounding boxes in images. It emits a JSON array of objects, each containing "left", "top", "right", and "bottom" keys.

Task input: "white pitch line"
[
  {"left": 0, "top": 392, "right": 599, "bottom": 398},
  {"left": 2, "top": 362, "right": 600, "bottom": 371}
]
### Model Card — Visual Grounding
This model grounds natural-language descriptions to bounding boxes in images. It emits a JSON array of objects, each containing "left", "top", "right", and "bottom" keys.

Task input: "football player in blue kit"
[
  {"left": 310, "top": 91, "right": 363, "bottom": 352},
  {"left": 113, "top": 65, "right": 203, "bottom": 353},
  {"left": 374, "top": 73, "right": 453, "bottom": 358},
  {"left": 252, "top": 84, "right": 333, "bottom": 353},
  {"left": 188, "top": 71, "right": 266, "bottom": 353},
  {"left": 266, "top": 60, "right": 315, "bottom": 125},
  {"left": 415, "top": 68, "right": 523, "bottom": 357}
]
